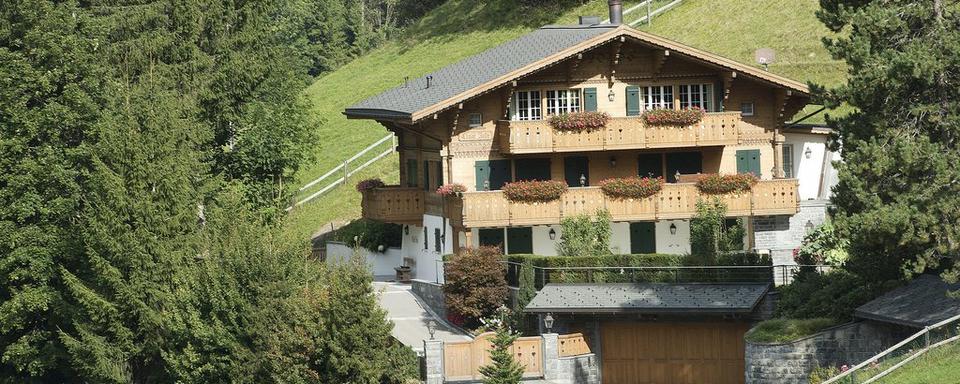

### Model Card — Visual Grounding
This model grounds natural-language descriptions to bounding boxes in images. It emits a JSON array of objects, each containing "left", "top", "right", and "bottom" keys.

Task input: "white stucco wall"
[
  {"left": 785, "top": 133, "right": 831, "bottom": 200},
  {"left": 400, "top": 216, "right": 453, "bottom": 283},
  {"left": 326, "top": 241, "right": 404, "bottom": 277},
  {"left": 655, "top": 220, "right": 691, "bottom": 254},
  {"left": 532, "top": 225, "right": 561, "bottom": 256},
  {"left": 610, "top": 222, "right": 631, "bottom": 254}
]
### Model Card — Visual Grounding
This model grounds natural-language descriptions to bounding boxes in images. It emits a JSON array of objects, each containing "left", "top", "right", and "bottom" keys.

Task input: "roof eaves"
[{"left": 407, "top": 25, "right": 621, "bottom": 122}]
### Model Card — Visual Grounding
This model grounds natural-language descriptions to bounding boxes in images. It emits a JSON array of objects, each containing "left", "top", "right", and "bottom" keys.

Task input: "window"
[
  {"left": 741, "top": 102, "right": 755, "bottom": 116},
  {"left": 546, "top": 89, "right": 581, "bottom": 115},
  {"left": 642, "top": 85, "right": 673, "bottom": 110},
  {"left": 514, "top": 90, "right": 542, "bottom": 121},
  {"left": 679, "top": 84, "right": 714, "bottom": 111},
  {"left": 782, "top": 144, "right": 794, "bottom": 178},
  {"left": 434, "top": 228, "right": 442, "bottom": 253},
  {"left": 468, "top": 112, "right": 482, "bottom": 127}
]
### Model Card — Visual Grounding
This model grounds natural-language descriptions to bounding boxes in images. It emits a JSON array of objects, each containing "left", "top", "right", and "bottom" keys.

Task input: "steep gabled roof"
[{"left": 345, "top": 24, "right": 811, "bottom": 123}]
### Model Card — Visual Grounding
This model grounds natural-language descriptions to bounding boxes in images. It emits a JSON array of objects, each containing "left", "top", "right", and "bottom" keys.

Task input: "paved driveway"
[{"left": 374, "top": 281, "right": 470, "bottom": 352}]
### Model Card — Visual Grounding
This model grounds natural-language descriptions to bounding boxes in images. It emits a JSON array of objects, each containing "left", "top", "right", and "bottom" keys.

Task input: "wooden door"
[
  {"left": 638, "top": 153, "right": 664, "bottom": 179},
  {"left": 665, "top": 151, "right": 703, "bottom": 183},
  {"left": 564, "top": 156, "right": 590, "bottom": 187},
  {"left": 475, "top": 160, "right": 511, "bottom": 191},
  {"left": 629, "top": 222, "right": 656, "bottom": 254},
  {"left": 478, "top": 228, "right": 504, "bottom": 250},
  {"left": 515, "top": 158, "right": 552, "bottom": 182},
  {"left": 601, "top": 322, "right": 749, "bottom": 384},
  {"left": 735, "top": 149, "right": 761, "bottom": 177},
  {"left": 506, "top": 227, "right": 533, "bottom": 254}
]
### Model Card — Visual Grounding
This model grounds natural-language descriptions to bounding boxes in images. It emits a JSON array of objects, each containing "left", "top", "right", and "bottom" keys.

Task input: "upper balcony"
[{"left": 497, "top": 112, "right": 772, "bottom": 154}]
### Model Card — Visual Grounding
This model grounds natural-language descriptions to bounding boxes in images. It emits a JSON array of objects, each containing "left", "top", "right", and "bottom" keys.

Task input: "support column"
[
  {"left": 772, "top": 130, "right": 786, "bottom": 179},
  {"left": 423, "top": 339, "right": 444, "bottom": 384},
  {"left": 464, "top": 229, "right": 473, "bottom": 249},
  {"left": 451, "top": 227, "right": 461, "bottom": 253},
  {"left": 542, "top": 333, "right": 560, "bottom": 381}
]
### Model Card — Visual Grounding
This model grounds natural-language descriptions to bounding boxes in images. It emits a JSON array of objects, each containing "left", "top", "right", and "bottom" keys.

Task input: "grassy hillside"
[
  {"left": 288, "top": 0, "right": 848, "bottom": 238},
  {"left": 876, "top": 341, "right": 960, "bottom": 384}
]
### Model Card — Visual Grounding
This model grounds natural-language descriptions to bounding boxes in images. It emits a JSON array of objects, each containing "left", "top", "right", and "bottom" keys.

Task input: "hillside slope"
[{"left": 288, "top": 0, "right": 847, "bottom": 238}]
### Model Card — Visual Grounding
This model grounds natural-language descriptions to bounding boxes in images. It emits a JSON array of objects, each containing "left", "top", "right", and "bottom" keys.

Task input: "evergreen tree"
[
  {"left": 479, "top": 308, "right": 524, "bottom": 384},
  {"left": 816, "top": 0, "right": 960, "bottom": 282}
]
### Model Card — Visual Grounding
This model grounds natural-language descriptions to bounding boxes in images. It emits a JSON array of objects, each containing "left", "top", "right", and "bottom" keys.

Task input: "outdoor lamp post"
[
  {"left": 427, "top": 320, "right": 436, "bottom": 340},
  {"left": 544, "top": 313, "right": 554, "bottom": 334}
]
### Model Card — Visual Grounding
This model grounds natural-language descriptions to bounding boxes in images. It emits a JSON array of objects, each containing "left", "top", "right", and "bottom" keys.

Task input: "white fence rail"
[
  {"left": 823, "top": 313, "right": 960, "bottom": 384},
  {"left": 287, "top": 133, "right": 395, "bottom": 211}
]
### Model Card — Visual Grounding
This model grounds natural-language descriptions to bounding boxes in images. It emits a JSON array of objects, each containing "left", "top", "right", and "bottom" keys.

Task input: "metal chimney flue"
[{"left": 608, "top": 0, "right": 623, "bottom": 25}]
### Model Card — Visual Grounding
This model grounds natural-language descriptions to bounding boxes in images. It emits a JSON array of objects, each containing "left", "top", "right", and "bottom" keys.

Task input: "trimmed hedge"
[
  {"left": 331, "top": 219, "right": 402, "bottom": 252},
  {"left": 745, "top": 318, "right": 838, "bottom": 343}
]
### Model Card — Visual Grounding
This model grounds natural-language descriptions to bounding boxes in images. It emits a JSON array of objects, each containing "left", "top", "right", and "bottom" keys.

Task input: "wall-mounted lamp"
[
  {"left": 427, "top": 320, "right": 436, "bottom": 340},
  {"left": 805, "top": 220, "right": 815, "bottom": 233},
  {"left": 609, "top": 156, "right": 617, "bottom": 168},
  {"left": 544, "top": 313, "right": 555, "bottom": 334},
  {"left": 548, "top": 228, "right": 557, "bottom": 240},
  {"left": 804, "top": 147, "right": 813, "bottom": 159},
  {"left": 579, "top": 174, "right": 587, "bottom": 187},
  {"left": 608, "top": 89, "right": 616, "bottom": 102},
  {"left": 669, "top": 223, "right": 678, "bottom": 235}
]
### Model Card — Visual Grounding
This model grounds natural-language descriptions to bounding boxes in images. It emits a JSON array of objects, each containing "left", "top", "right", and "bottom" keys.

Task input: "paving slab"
[{"left": 374, "top": 281, "right": 470, "bottom": 352}]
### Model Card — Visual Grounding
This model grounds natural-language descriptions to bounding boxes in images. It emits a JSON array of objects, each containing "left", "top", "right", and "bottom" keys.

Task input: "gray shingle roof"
[
  {"left": 524, "top": 283, "right": 770, "bottom": 314},
  {"left": 855, "top": 274, "right": 960, "bottom": 328},
  {"left": 344, "top": 25, "right": 617, "bottom": 121}
]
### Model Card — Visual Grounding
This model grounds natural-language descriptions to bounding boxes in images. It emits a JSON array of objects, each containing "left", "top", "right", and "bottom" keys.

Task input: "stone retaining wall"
[
  {"left": 411, "top": 279, "right": 447, "bottom": 320},
  {"left": 745, "top": 321, "right": 905, "bottom": 384},
  {"left": 555, "top": 353, "right": 600, "bottom": 384}
]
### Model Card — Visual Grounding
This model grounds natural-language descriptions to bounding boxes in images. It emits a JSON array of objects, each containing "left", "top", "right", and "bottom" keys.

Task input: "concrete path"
[{"left": 374, "top": 281, "right": 471, "bottom": 353}]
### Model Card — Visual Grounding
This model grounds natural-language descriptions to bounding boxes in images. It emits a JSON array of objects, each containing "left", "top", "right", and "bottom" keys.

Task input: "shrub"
[
  {"left": 745, "top": 318, "right": 839, "bottom": 343},
  {"left": 641, "top": 107, "right": 705, "bottom": 126},
  {"left": 598, "top": 176, "right": 663, "bottom": 199},
  {"left": 444, "top": 247, "right": 509, "bottom": 329},
  {"left": 332, "top": 219, "right": 402, "bottom": 252},
  {"left": 437, "top": 183, "right": 467, "bottom": 196},
  {"left": 695, "top": 173, "right": 759, "bottom": 194},
  {"left": 794, "top": 221, "right": 849, "bottom": 267},
  {"left": 556, "top": 210, "right": 612, "bottom": 257},
  {"left": 776, "top": 270, "right": 880, "bottom": 322},
  {"left": 356, "top": 178, "right": 385, "bottom": 192},
  {"left": 548, "top": 111, "right": 610, "bottom": 131},
  {"left": 502, "top": 180, "right": 567, "bottom": 203}
]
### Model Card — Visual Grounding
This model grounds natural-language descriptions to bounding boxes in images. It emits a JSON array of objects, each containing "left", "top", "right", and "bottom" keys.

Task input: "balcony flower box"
[
  {"left": 502, "top": 180, "right": 567, "bottom": 203},
  {"left": 696, "top": 173, "right": 759, "bottom": 195},
  {"left": 356, "top": 178, "right": 386, "bottom": 192},
  {"left": 437, "top": 183, "right": 467, "bottom": 197},
  {"left": 642, "top": 107, "right": 705, "bottom": 126},
  {"left": 599, "top": 176, "right": 664, "bottom": 199},
  {"left": 548, "top": 111, "right": 610, "bottom": 131}
]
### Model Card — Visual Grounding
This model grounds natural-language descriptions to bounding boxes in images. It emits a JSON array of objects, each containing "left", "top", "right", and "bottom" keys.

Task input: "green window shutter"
[
  {"left": 583, "top": 88, "right": 598, "bottom": 112},
  {"left": 626, "top": 86, "right": 641, "bottom": 116},
  {"left": 478, "top": 228, "right": 505, "bottom": 250},
  {"left": 564, "top": 156, "right": 590, "bottom": 187},
  {"left": 736, "top": 149, "right": 762, "bottom": 176},
  {"left": 423, "top": 160, "right": 430, "bottom": 191},
  {"left": 406, "top": 159, "right": 418, "bottom": 187},
  {"left": 630, "top": 222, "right": 657, "bottom": 254},
  {"left": 474, "top": 160, "right": 490, "bottom": 190},
  {"left": 514, "top": 158, "right": 551, "bottom": 181},
  {"left": 506, "top": 227, "right": 533, "bottom": 254}
]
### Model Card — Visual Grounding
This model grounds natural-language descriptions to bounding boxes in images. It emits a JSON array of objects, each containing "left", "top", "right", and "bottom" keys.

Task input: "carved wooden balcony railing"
[
  {"left": 451, "top": 179, "right": 798, "bottom": 228},
  {"left": 497, "top": 112, "right": 770, "bottom": 154},
  {"left": 360, "top": 187, "right": 426, "bottom": 225}
]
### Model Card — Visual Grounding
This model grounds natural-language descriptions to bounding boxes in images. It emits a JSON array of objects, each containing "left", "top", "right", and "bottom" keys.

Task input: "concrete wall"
[
  {"left": 745, "top": 321, "right": 905, "bottom": 384},
  {"left": 401, "top": 215, "right": 453, "bottom": 282},
  {"left": 411, "top": 279, "right": 447, "bottom": 321},
  {"left": 326, "top": 241, "right": 403, "bottom": 277},
  {"left": 784, "top": 132, "right": 833, "bottom": 200},
  {"left": 753, "top": 200, "right": 830, "bottom": 265},
  {"left": 656, "top": 219, "right": 690, "bottom": 254}
]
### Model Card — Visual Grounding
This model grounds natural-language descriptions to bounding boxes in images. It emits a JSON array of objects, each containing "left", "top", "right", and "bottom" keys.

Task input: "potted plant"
[
  {"left": 598, "top": 176, "right": 664, "bottom": 199},
  {"left": 437, "top": 183, "right": 467, "bottom": 197},
  {"left": 548, "top": 111, "right": 610, "bottom": 131},
  {"left": 641, "top": 107, "right": 705, "bottom": 126},
  {"left": 355, "top": 178, "right": 386, "bottom": 192},
  {"left": 695, "top": 173, "right": 759, "bottom": 194}
]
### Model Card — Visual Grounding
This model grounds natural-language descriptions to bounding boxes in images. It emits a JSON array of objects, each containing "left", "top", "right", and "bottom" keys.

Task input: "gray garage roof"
[
  {"left": 344, "top": 24, "right": 617, "bottom": 122},
  {"left": 524, "top": 283, "right": 770, "bottom": 314},
  {"left": 855, "top": 274, "right": 960, "bottom": 328}
]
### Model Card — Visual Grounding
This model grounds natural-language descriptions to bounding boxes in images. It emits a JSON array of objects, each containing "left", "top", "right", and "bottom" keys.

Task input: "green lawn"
[
  {"left": 875, "top": 341, "right": 960, "bottom": 384},
  {"left": 288, "top": 0, "right": 850, "bottom": 238}
]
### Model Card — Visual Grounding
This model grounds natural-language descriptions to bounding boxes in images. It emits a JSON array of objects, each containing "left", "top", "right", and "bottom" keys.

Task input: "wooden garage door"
[{"left": 601, "top": 322, "right": 749, "bottom": 384}]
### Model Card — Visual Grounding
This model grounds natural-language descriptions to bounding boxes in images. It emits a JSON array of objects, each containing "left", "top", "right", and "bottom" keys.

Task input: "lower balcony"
[
  {"left": 360, "top": 187, "right": 426, "bottom": 226},
  {"left": 454, "top": 179, "right": 798, "bottom": 228}
]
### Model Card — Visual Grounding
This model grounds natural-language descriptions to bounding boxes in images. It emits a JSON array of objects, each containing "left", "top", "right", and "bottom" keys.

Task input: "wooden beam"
[
  {"left": 651, "top": 49, "right": 669, "bottom": 78},
  {"left": 503, "top": 84, "right": 516, "bottom": 119},
  {"left": 723, "top": 71, "right": 736, "bottom": 101},
  {"left": 609, "top": 38, "right": 624, "bottom": 83}
]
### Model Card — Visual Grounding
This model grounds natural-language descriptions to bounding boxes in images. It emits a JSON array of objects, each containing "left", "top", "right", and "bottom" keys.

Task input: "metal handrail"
[{"left": 823, "top": 313, "right": 960, "bottom": 384}]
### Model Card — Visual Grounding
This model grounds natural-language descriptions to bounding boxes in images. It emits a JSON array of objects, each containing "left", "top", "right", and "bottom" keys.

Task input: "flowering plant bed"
[
  {"left": 695, "top": 173, "right": 759, "bottom": 194},
  {"left": 502, "top": 180, "right": 567, "bottom": 203},
  {"left": 641, "top": 107, "right": 705, "bottom": 126},
  {"left": 436, "top": 183, "right": 467, "bottom": 196},
  {"left": 355, "top": 178, "right": 385, "bottom": 192},
  {"left": 598, "top": 176, "right": 664, "bottom": 199},
  {"left": 548, "top": 111, "right": 610, "bottom": 131}
]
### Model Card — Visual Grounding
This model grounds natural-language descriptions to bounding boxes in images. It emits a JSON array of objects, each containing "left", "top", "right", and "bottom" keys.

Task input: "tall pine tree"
[{"left": 816, "top": 0, "right": 960, "bottom": 283}]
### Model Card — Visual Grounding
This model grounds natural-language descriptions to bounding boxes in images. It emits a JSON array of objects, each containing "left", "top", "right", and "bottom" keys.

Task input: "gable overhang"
[{"left": 346, "top": 25, "right": 812, "bottom": 124}]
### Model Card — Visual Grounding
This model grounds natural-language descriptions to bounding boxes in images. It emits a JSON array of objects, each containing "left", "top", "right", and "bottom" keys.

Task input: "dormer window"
[
  {"left": 546, "top": 89, "right": 581, "bottom": 115},
  {"left": 513, "top": 90, "right": 542, "bottom": 121},
  {"left": 679, "top": 84, "right": 714, "bottom": 111}
]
